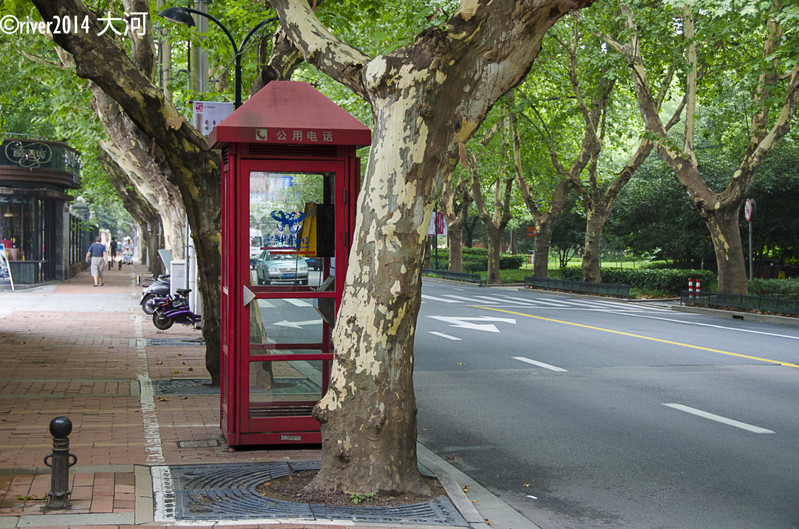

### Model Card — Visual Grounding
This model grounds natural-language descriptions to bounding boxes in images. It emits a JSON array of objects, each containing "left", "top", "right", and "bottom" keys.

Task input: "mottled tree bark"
[
  {"left": 272, "top": 0, "right": 594, "bottom": 494},
  {"left": 93, "top": 92, "right": 187, "bottom": 257}
]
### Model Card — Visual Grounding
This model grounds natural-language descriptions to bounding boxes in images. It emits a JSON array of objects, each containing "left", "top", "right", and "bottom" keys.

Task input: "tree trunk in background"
[
  {"left": 440, "top": 174, "right": 472, "bottom": 274},
  {"left": 93, "top": 90, "right": 187, "bottom": 256},
  {"left": 581, "top": 204, "right": 610, "bottom": 282},
  {"left": 705, "top": 206, "right": 749, "bottom": 293},
  {"left": 463, "top": 216, "right": 478, "bottom": 248},
  {"left": 464, "top": 139, "right": 514, "bottom": 286},
  {"left": 533, "top": 217, "right": 558, "bottom": 277},
  {"left": 98, "top": 149, "right": 163, "bottom": 274}
]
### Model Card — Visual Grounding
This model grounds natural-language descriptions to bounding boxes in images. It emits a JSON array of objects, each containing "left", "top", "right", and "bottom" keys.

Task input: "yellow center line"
[{"left": 474, "top": 306, "right": 799, "bottom": 369}]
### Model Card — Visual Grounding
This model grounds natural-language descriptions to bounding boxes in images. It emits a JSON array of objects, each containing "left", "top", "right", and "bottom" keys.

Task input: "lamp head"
[{"left": 157, "top": 7, "right": 196, "bottom": 27}]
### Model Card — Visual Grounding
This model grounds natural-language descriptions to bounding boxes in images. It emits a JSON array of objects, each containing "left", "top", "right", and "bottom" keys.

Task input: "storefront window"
[{"left": 0, "top": 196, "right": 39, "bottom": 261}]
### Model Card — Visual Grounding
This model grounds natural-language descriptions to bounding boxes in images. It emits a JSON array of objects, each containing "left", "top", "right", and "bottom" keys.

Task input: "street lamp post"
[{"left": 158, "top": 7, "right": 277, "bottom": 108}]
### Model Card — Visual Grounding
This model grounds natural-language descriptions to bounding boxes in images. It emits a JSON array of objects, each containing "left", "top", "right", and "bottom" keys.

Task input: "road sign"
[{"left": 744, "top": 198, "right": 756, "bottom": 221}]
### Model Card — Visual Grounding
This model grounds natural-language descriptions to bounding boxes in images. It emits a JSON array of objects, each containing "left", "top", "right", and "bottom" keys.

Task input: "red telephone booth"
[{"left": 210, "top": 81, "right": 370, "bottom": 446}]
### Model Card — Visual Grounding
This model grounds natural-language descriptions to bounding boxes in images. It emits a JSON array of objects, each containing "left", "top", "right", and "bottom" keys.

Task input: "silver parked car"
[{"left": 254, "top": 250, "right": 309, "bottom": 285}]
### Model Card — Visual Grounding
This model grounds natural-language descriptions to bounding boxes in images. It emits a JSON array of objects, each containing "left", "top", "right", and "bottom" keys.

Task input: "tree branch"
[{"left": 269, "top": 0, "right": 370, "bottom": 97}]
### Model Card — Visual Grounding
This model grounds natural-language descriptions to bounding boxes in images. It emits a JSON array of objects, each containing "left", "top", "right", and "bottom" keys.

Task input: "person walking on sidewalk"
[
  {"left": 85, "top": 235, "right": 107, "bottom": 286},
  {"left": 108, "top": 237, "right": 118, "bottom": 270}
]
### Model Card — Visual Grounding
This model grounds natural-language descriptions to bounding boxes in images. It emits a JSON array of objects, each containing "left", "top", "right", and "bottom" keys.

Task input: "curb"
[
  {"left": 417, "top": 445, "right": 541, "bottom": 529},
  {"left": 672, "top": 304, "right": 799, "bottom": 327}
]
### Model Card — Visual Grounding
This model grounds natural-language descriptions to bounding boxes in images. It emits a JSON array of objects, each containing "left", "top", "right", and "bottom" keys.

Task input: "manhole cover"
[
  {"left": 152, "top": 378, "right": 218, "bottom": 395},
  {"left": 152, "top": 461, "right": 468, "bottom": 526}
]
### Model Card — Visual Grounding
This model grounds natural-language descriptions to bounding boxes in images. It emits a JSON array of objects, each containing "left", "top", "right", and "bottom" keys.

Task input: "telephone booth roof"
[{"left": 209, "top": 81, "right": 371, "bottom": 149}]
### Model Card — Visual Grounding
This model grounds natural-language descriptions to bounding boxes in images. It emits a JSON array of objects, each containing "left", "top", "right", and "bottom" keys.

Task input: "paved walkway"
[
  {"left": 0, "top": 264, "right": 533, "bottom": 529},
  {"left": 0, "top": 265, "right": 433, "bottom": 528}
]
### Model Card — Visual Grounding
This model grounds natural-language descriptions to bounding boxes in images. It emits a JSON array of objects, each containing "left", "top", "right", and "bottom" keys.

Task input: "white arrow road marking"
[
  {"left": 273, "top": 319, "right": 323, "bottom": 329},
  {"left": 427, "top": 315, "right": 516, "bottom": 333},
  {"left": 513, "top": 356, "right": 569, "bottom": 372},
  {"left": 663, "top": 403, "right": 775, "bottom": 434}
]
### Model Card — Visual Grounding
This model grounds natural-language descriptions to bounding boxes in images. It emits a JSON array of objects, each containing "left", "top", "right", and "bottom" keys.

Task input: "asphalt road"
[{"left": 414, "top": 281, "right": 799, "bottom": 529}]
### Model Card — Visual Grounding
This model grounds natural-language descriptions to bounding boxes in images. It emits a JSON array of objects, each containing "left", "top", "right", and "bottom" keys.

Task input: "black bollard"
[{"left": 44, "top": 416, "right": 77, "bottom": 509}]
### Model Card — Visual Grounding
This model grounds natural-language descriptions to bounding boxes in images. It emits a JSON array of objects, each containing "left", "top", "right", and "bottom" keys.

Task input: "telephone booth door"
[
  {"left": 221, "top": 155, "right": 358, "bottom": 446},
  {"left": 241, "top": 159, "right": 344, "bottom": 443}
]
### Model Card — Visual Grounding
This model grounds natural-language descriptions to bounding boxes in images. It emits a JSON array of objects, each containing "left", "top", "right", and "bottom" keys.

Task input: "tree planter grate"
[
  {"left": 151, "top": 461, "right": 468, "bottom": 526},
  {"left": 151, "top": 378, "right": 217, "bottom": 395}
]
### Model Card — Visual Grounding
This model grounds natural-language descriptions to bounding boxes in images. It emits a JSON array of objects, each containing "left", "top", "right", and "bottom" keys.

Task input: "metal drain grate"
[
  {"left": 148, "top": 338, "right": 206, "bottom": 347},
  {"left": 151, "top": 378, "right": 218, "bottom": 395},
  {"left": 151, "top": 378, "right": 319, "bottom": 396},
  {"left": 152, "top": 461, "right": 468, "bottom": 526}
]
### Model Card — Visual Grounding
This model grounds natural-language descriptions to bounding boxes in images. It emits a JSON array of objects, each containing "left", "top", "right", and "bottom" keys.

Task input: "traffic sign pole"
[{"left": 745, "top": 199, "right": 756, "bottom": 281}]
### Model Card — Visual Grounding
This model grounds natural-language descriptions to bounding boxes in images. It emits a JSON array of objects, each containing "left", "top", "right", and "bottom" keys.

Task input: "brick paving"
[{"left": 0, "top": 263, "right": 392, "bottom": 529}]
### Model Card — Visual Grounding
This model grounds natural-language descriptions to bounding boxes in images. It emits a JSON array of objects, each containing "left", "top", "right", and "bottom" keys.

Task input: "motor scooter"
[
  {"left": 140, "top": 275, "right": 170, "bottom": 315},
  {"left": 152, "top": 288, "right": 202, "bottom": 330}
]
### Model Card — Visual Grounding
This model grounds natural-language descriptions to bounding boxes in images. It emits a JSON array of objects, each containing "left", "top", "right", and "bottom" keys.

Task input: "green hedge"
[
  {"left": 428, "top": 246, "right": 524, "bottom": 272},
  {"left": 560, "top": 267, "right": 717, "bottom": 295},
  {"left": 749, "top": 278, "right": 799, "bottom": 299},
  {"left": 462, "top": 253, "right": 525, "bottom": 272}
]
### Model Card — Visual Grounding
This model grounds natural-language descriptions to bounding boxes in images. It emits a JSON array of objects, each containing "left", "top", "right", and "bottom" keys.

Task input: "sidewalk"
[{"left": 0, "top": 263, "right": 532, "bottom": 529}]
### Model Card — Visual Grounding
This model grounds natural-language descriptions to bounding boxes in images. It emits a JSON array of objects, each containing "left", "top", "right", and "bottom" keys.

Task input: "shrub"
[
  {"left": 461, "top": 253, "right": 525, "bottom": 272},
  {"left": 560, "top": 267, "right": 717, "bottom": 296},
  {"left": 463, "top": 259, "right": 487, "bottom": 272},
  {"left": 749, "top": 278, "right": 799, "bottom": 299},
  {"left": 499, "top": 255, "right": 525, "bottom": 270}
]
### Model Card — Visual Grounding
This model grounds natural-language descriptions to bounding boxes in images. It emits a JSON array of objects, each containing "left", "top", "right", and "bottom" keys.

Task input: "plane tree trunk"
[
  {"left": 440, "top": 174, "right": 473, "bottom": 274},
  {"left": 465, "top": 146, "right": 514, "bottom": 285},
  {"left": 272, "top": 0, "right": 594, "bottom": 494},
  {"left": 509, "top": 91, "right": 572, "bottom": 278}
]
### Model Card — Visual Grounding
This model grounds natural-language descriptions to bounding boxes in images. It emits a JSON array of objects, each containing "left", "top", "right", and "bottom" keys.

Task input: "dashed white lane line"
[
  {"left": 429, "top": 331, "right": 462, "bottom": 341},
  {"left": 513, "top": 356, "right": 569, "bottom": 372},
  {"left": 663, "top": 403, "right": 774, "bottom": 434},
  {"left": 421, "top": 294, "right": 462, "bottom": 304}
]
